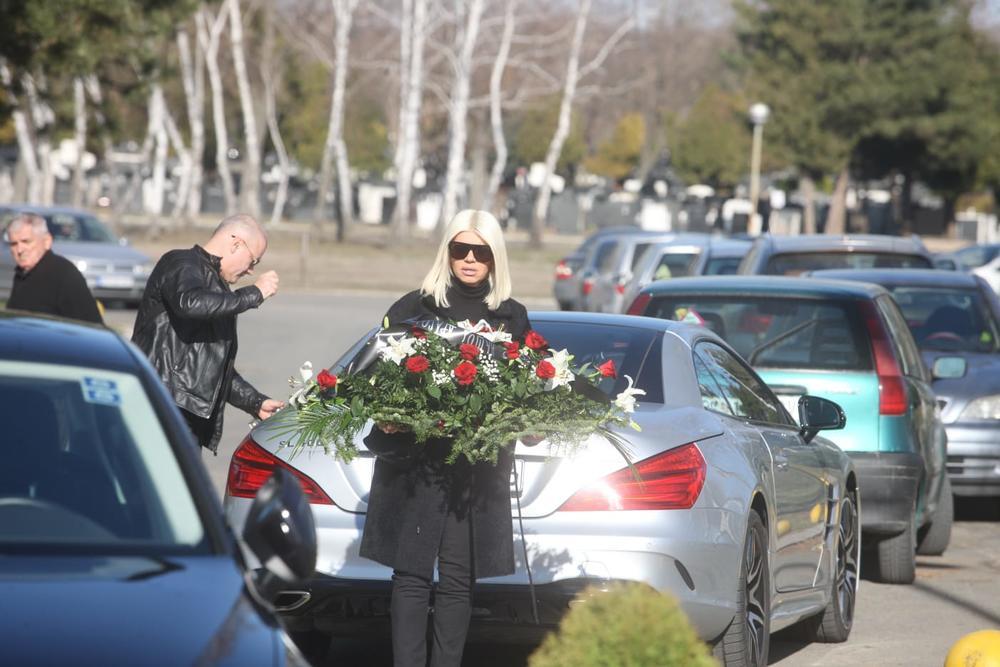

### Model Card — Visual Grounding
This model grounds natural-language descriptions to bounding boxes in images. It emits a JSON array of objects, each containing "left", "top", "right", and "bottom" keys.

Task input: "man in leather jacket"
[{"left": 132, "top": 214, "right": 284, "bottom": 454}]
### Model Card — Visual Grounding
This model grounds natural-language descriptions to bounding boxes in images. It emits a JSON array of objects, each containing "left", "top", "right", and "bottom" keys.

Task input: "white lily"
[
  {"left": 544, "top": 348, "right": 575, "bottom": 390},
  {"left": 298, "top": 361, "right": 314, "bottom": 383},
  {"left": 613, "top": 374, "right": 646, "bottom": 414},
  {"left": 287, "top": 361, "right": 315, "bottom": 406},
  {"left": 456, "top": 318, "right": 513, "bottom": 343},
  {"left": 378, "top": 335, "right": 418, "bottom": 364}
]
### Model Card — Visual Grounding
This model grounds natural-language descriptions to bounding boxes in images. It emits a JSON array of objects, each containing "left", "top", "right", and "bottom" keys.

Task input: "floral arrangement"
[{"left": 274, "top": 318, "right": 645, "bottom": 465}]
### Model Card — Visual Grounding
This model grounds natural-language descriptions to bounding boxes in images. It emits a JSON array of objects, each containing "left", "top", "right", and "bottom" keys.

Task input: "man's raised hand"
[{"left": 255, "top": 270, "right": 279, "bottom": 299}]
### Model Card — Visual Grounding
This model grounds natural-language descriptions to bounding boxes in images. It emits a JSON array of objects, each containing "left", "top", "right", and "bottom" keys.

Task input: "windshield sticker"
[
  {"left": 81, "top": 377, "right": 121, "bottom": 406},
  {"left": 674, "top": 307, "right": 705, "bottom": 325}
]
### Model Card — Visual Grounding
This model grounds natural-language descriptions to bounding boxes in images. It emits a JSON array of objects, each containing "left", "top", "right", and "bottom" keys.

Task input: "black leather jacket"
[{"left": 132, "top": 246, "right": 266, "bottom": 451}]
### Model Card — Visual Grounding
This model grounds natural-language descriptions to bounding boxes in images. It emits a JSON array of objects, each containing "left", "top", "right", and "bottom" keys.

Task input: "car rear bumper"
[
  {"left": 945, "top": 423, "right": 1000, "bottom": 497},
  {"left": 848, "top": 451, "right": 923, "bottom": 536}
]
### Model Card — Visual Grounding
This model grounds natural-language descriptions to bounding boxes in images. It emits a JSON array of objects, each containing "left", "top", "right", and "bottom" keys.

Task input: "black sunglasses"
[{"left": 448, "top": 241, "right": 493, "bottom": 263}]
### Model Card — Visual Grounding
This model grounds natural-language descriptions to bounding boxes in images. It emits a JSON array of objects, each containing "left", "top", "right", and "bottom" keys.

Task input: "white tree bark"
[
  {"left": 531, "top": 2, "right": 634, "bottom": 243},
  {"left": 197, "top": 3, "right": 236, "bottom": 216},
  {"left": 228, "top": 0, "right": 261, "bottom": 218},
  {"left": 0, "top": 63, "right": 40, "bottom": 202},
  {"left": 71, "top": 78, "right": 87, "bottom": 207},
  {"left": 393, "top": 0, "right": 427, "bottom": 237},
  {"left": 485, "top": 0, "right": 517, "bottom": 209},
  {"left": 148, "top": 84, "right": 169, "bottom": 218},
  {"left": 161, "top": 96, "right": 193, "bottom": 222},
  {"left": 439, "top": 0, "right": 485, "bottom": 228},
  {"left": 392, "top": 0, "right": 412, "bottom": 191},
  {"left": 25, "top": 75, "right": 56, "bottom": 205},
  {"left": 177, "top": 28, "right": 206, "bottom": 220},
  {"left": 261, "top": 2, "right": 291, "bottom": 226}
]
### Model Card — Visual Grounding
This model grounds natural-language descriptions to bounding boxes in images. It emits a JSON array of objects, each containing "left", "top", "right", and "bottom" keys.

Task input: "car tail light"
[
  {"left": 614, "top": 283, "right": 626, "bottom": 295},
  {"left": 559, "top": 443, "right": 706, "bottom": 511},
  {"left": 860, "top": 301, "right": 907, "bottom": 416},
  {"left": 555, "top": 260, "right": 573, "bottom": 280},
  {"left": 227, "top": 435, "right": 335, "bottom": 505},
  {"left": 582, "top": 278, "right": 594, "bottom": 296},
  {"left": 626, "top": 293, "right": 651, "bottom": 315}
]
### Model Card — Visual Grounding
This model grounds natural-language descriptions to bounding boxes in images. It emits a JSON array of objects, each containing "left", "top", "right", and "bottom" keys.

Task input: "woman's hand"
[{"left": 377, "top": 422, "right": 411, "bottom": 434}]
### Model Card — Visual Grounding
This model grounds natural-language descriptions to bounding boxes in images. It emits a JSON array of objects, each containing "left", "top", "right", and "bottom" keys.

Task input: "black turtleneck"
[{"left": 441, "top": 276, "right": 490, "bottom": 323}]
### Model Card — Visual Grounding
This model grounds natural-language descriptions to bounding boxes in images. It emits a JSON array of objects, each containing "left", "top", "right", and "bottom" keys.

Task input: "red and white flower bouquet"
[{"left": 277, "top": 319, "right": 643, "bottom": 465}]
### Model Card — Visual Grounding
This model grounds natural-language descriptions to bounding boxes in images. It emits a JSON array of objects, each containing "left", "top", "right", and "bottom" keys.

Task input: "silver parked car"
[
  {"left": 224, "top": 312, "right": 858, "bottom": 666},
  {"left": 621, "top": 237, "right": 752, "bottom": 313},
  {"left": 552, "top": 226, "right": 643, "bottom": 311},
  {"left": 0, "top": 205, "right": 153, "bottom": 306},
  {"left": 738, "top": 233, "right": 934, "bottom": 276},
  {"left": 584, "top": 232, "right": 700, "bottom": 313}
]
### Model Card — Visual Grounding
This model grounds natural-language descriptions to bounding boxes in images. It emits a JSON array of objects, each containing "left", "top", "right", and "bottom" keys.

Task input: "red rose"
[
  {"left": 524, "top": 330, "right": 548, "bottom": 351},
  {"left": 535, "top": 360, "right": 556, "bottom": 379},
  {"left": 317, "top": 369, "right": 338, "bottom": 388},
  {"left": 459, "top": 343, "right": 480, "bottom": 360},
  {"left": 453, "top": 361, "right": 478, "bottom": 386},
  {"left": 410, "top": 326, "right": 427, "bottom": 339},
  {"left": 503, "top": 341, "right": 520, "bottom": 360},
  {"left": 405, "top": 355, "right": 430, "bottom": 373},
  {"left": 598, "top": 359, "right": 617, "bottom": 378}
]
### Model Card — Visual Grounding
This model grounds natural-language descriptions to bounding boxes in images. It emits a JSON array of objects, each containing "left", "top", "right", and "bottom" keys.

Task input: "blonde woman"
[{"left": 359, "top": 209, "right": 530, "bottom": 667}]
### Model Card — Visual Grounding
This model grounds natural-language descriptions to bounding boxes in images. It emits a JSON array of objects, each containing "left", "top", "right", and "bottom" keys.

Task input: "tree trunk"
[
  {"left": 485, "top": 0, "right": 517, "bottom": 211},
  {"left": 71, "top": 78, "right": 87, "bottom": 207},
  {"left": 228, "top": 0, "right": 261, "bottom": 218},
  {"left": 440, "top": 0, "right": 485, "bottom": 228},
  {"left": 261, "top": 1, "right": 291, "bottom": 226},
  {"left": 799, "top": 175, "right": 816, "bottom": 234},
  {"left": 148, "top": 85, "right": 169, "bottom": 223},
  {"left": 900, "top": 172, "right": 914, "bottom": 236},
  {"left": 0, "top": 64, "right": 40, "bottom": 202},
  {"left": 84, "top": 75, "right": 113, "bottom": 209},
  {"left": 162, "top": 96, "right": 192, "bottom": 222},
  {"left": 332, "top": 0, "right": 360, "bottom": 239},
  {"left": 391, "top": 0, "right": 412, "bottom": 227},
  {"left": 469, "top": 114, "right": 489, "bottom": 211},
  {"left": 394, "top": 0, "right": 427, "bottom": 238},
  {"left": 532, "top": 0, "right": 592, "bottom": 245},
  {"left": 178, "top": 28, "right": 206, "bottom": 222},
  {"left": 824, "top": 167, "right": 850, "bottom": 235},
  {"left": 197, "top": 3, "right": 236, "bottom": 216},
  {"left": 25, "top": 75, "right": 56, "bottom": 206}
]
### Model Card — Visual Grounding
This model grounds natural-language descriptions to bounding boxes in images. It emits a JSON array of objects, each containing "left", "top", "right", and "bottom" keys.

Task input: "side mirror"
[
  {"left": 932, "top": 356, "right": 967, "bottom": 380},
  {"left": 243, "top": 467, "right": 317, "bottom": 596},
  {"left": 798, "top": 395, "right": 846, "bottom": 443}
]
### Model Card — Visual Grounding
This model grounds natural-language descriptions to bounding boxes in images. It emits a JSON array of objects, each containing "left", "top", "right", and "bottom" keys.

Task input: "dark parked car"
[
  {"left": 813, "top": 269, "right": 1000, "bottom": 498},
  {"left": 630, "top": 276, "right": 951, "bottom": 584},
  {"left": 0, "top": 313, "right": 316, "bottom": 666},
  {"left": 738, "top": 234, "right": 934, "bottom": 276},
  {"left": 0, "top": 205, "right": 153, "bottom": 306},
  {"left": 552, "top": 226, "right": 642, "bottom": 311}
]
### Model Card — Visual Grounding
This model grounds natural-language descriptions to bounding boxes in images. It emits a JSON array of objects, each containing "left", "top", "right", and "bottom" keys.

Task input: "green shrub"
[{"left": 528, "top": 582, "right": 717, "bottom": 667}]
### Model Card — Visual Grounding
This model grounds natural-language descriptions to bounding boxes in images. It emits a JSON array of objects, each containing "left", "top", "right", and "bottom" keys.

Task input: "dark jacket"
[
  {"left": 359, "top": 289, "right": 530, "bottom": 580},
  {"left": 131, "top": 245, "right": 266, "bottom": 452},
  {"left": 7, "top": 250, "right": 103, "bottom": 324}
]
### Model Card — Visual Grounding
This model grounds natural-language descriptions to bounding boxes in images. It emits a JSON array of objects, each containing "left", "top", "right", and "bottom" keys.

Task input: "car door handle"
[{"left": 774, "top": 454, "right": 789, "bottom": 470}]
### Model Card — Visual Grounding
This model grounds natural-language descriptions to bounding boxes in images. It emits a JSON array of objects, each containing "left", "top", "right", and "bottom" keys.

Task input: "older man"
[
  {"left": 131, "top": 214, "right": 285, "bottom": 454},
  {"left": 5, "top": 213, "right": 103, "bottom": 323}
]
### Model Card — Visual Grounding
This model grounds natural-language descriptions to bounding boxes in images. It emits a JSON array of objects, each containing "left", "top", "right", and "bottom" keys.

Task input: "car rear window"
[
  {"left": 765, "top": 251, "right": 932, "bottom": 275},
  {"left": 645, "top": 296, "right": 873, "bottom": 371},
  {"left": 704, "top": 256, "right": 742, "bottom": 275}
]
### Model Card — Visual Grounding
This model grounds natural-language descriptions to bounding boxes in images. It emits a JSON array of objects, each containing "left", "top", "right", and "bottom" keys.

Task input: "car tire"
[
  {"left": 917, "top": 475, "right": 953, "bottom": 556},
  {"left": 874, "top": 498, "right": 916, "bottom": 585},
  {"left": 713, "top": 510, "right": 770, "bottom": 667},
  {"left": 799, "top": 491, "right": 859, "bottom": 643}
]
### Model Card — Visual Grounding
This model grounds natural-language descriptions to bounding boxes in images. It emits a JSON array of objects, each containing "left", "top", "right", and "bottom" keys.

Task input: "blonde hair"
[{"left": 420, "top": 209, "right": 512, "bottom": 310}]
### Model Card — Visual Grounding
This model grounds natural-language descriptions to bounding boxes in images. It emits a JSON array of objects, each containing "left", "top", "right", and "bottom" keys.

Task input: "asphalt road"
[{"left": 105, "top": 291, "right": 1000, "bottom": 667}]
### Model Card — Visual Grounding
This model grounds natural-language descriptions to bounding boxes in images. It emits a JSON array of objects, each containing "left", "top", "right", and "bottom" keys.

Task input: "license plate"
[
  {"left": 777, "top": 394, "right": 801, "bottom": 423},
  {"left": 96, "top": 275, "right": 135, "bottom": 289}
]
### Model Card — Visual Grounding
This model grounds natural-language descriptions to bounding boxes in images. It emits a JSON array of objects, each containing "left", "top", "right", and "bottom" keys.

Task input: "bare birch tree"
[
  {"left": 228, "top": 0, "right": 262, "bottom": 218},
  {"left": 177, "top": 27, "right": 206, "bottom": 220},
  {"left": 315, "top": 0, "right": 361, "bottom": 239},
  {"left": 24, "top": 75, "right": 56, "bottom": 205},
  {"left": 71, "top": 78, "right": 88, "bottom": 206},
  {"left": 0, "top": 63, "right": 41, "bottom": 202},
  {"left": 484, "top": 0, "right": 518, "bottom": 210},
  {"left": 197, "top": 2, "right": 236, "bottom": 216},
  {"left": 531, "top": 1, "right": 635, "bottom": 244},
  {"left": 438, "top": 0, "right": 485, "bottom": 227},
  {"left": 261, "top": 2, "right": 291, "bottom": 226},
  {"left": 393, "top": 0, "right": 428, "bottom": 237}
]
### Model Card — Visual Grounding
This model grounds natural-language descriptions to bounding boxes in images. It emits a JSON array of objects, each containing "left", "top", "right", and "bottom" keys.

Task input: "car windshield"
[
  {"left": 46, "top": 213, "right": 119, "bottom": 243},
  {"left": 646, "top": 296, "right": 873, "bottom": 371},
  {"left": 650, "top": 252, "right": 698, "bottom": 280},
  {"left": 888, "top": 286, "right": 1000, "bottom": 353},
  {"left": 765, "top": 251, "right": 932, "bottom": 275},
  {"left": 704, "top": 256, "right": 743, "bottom": 275},
  {"left": 955, "top": 245, "right": 1000, "bottom": 270},
  {"left": 0, "top": 361, "right": 207, "bottom": 554}
]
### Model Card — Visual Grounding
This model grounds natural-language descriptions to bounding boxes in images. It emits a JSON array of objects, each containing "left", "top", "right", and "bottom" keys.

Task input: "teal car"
[{"left": 629, "top": 276, "right": 950, "bottom": 584}]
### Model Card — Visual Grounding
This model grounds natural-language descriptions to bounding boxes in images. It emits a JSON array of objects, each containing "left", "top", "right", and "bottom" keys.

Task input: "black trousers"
[{"left": 390, "top": 507, "right": 474, "bottom": 667}]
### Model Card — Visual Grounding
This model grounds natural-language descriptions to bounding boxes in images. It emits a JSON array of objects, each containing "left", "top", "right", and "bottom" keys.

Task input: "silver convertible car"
[{"left": 224, "top": 313, "right": 859, "bottom": 666}]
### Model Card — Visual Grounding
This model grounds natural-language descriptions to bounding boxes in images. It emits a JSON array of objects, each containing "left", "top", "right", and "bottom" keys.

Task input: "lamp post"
[{"left": 748, "top": 102, "right": 770, "bottom": 235}]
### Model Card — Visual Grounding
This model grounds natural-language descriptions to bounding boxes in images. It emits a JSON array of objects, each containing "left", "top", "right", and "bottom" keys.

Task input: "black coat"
[
  {"left": 7, "top": 251, "right": 103, "bottom": 324},
  {"left": 131, "top": 246, "right": 266, "bottom": 452},
  {"left": 359, "top": 289, "right": 530, "bottom": 580}
]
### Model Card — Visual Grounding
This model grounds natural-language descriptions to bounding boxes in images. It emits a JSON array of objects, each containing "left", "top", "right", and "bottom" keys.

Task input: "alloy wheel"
[
  {"left": 837, "top": 497, "right": 859, "bottom": 628},
  {"left": 745, "top": 525, "right": 768, "bottom": 666}
]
